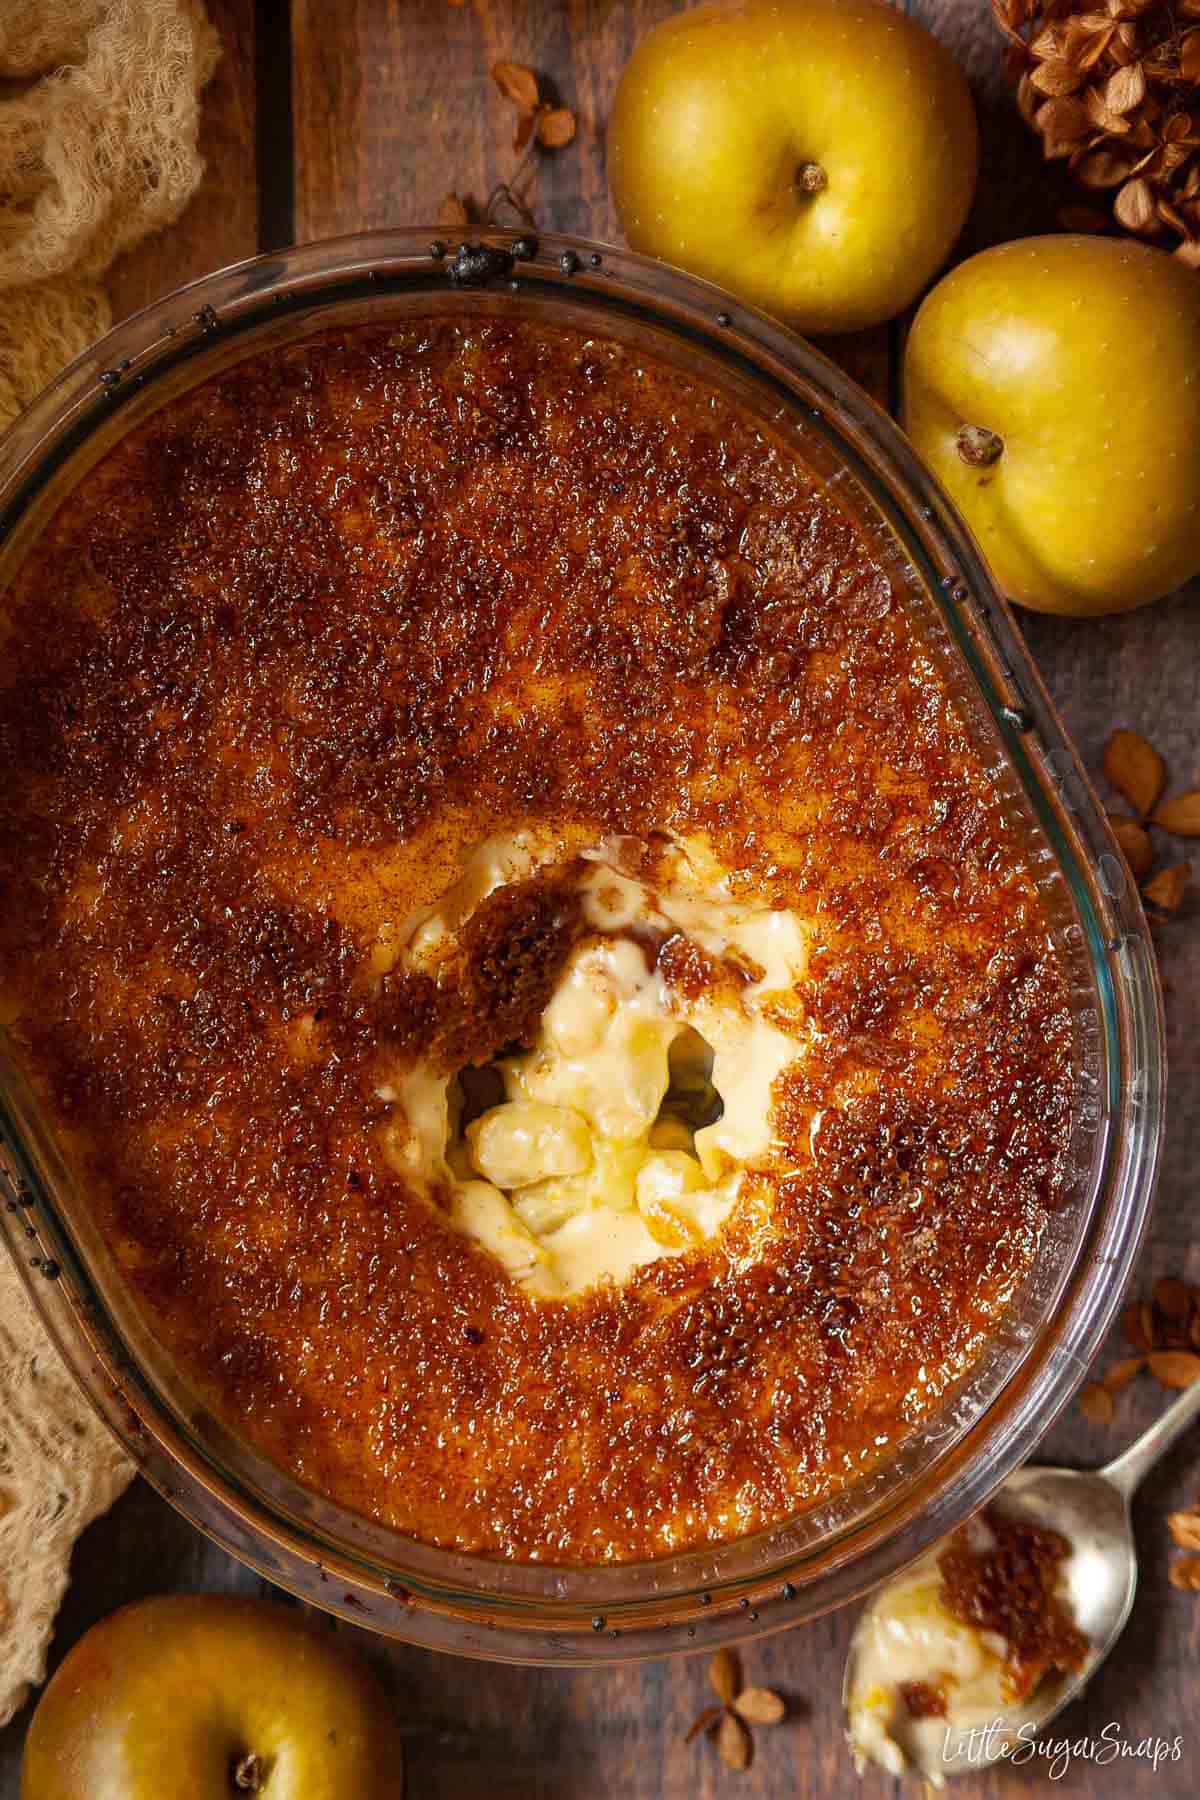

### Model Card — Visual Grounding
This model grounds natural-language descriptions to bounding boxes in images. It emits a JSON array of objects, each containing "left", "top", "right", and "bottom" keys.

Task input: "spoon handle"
[{"left": 1101, "top": 1378, "right": 1200, "bottom": 1500}]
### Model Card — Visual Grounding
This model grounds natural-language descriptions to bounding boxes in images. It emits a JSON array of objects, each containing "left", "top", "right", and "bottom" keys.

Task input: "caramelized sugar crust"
[{"left": 0, "top": 320, "right": 1074, "bottom": 1561}]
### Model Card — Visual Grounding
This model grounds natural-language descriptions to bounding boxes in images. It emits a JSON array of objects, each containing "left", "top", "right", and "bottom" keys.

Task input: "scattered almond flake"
[
  {"left": 717, "top": 1709, "right": 753, "bottom": 1772},
  {"left": 734, "top": 1687, "right": 786, "bottom": 1725},
  {"left": 1103, "top": 730, "right": 1165, "bottom": 816},
  {"left": 710, "top": 1647, "right": 741, "bottom": 1706},
  {"left": 1122, "top": 1300, "right": 1155, "bottom": 1351},
  {"left": 1151, "top": 791, "right": 1200, "bottom": 838},
  {"left": 491, "top": 60, "right": 539, "bottom": 113},
  {"left": 1102, "top": 1355, "right": 1145, "bottom": 1392},
  {"left": 1142, "top": 863, "right": 1191, "bottom": 914},
  {"left": 1169, "top": 1556, "right": 1200, "bottom": 1591},
  {"left": 1168, "top": 1508, "right": 1200, "bottom": 1550},
  {"left": 1106, "top": 814, "right": 1152, "bottom": 879},
  {"left": 1147, "top": 1349, "right": 1200, "bottom": 1390},
  {"left": 685, "top": 1703, "right": 725, "bottom": 1744},
  {"left": 1079, "top": 1381, "right": 1114, "bottom": 1424},
  {"left": 536, "top": 105, "right": 577, "bottom": 149},
  {"left": 1154, "top": 1276, "right": 1192, "bottom": 1319},
  {"left": 437, "top": 193, "right": 470, "bottom": 229}
]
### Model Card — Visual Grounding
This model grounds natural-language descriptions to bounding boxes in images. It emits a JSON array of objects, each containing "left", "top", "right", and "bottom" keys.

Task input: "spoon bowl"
[{"left": 844, "top": 1377, "right": 1200, "bottom": 1785}]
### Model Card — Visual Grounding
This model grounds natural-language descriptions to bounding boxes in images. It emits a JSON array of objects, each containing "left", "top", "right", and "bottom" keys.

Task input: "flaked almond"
[
  {"left": 437, "top": 193, "right": 470, "bottom": 229},
  {"left": 1104, "top": 730, "right": 1165, "bottom": 815},
  {"left": 1169, "top": 1556, "right": 1200, "bottom": 1591},
  {"left": 734, "top": 1687, "right": 786, "bottom": 1725},
  {"left": 717, "top": 1708, "right": 753, "bottom": 1771},
  {"left": 1143, "top": 864, "right": 1191, "bottom": 914},
  {"left": 1107, "top": 814, "right": 1153, "bottom": 879},
  {"left": 1102, "top": 1355, "right": 1145, "bottom": 1392},
  {"left": 1148, "top": 1350, "right": 1200, "bottom": 1389},
  {"left": 685, "top": 1703, "right": 724, "bottom": 1744},
  {"left": 710, "top": 1647, "right": 741, "bottom": 1706},
  {"left": 1079, "top": 1381, "right": 1114, "bottom": 1424},
  {"left": 1168, "top": 1508, "right": 1200, "bottom": 1550},
  {"left": 491, "top": 60, "right": 539, "bottom": 112},
  {"left": 536, "top": 106, "right": 577, "bottom": 149},
  {"left": 1122, "top": 1300, "right": 1157, "bottom": 1351},
  {"left": 1152, "top": 790, "right": 1200, "bottom": 838}
]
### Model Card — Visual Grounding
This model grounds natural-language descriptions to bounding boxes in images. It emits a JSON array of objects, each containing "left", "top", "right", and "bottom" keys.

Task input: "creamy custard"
[
  {"left": 848, "top": 1508, "right": 1089, "bottom": 1785},
  {"left": 379, "top": 834, "right": 806, "bottom": 1294}
]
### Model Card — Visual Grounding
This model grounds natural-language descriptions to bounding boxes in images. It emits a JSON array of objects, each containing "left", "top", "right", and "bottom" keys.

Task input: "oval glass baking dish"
[{"left": 0, "top": 229, "right": 1164, "bottom": 1664}]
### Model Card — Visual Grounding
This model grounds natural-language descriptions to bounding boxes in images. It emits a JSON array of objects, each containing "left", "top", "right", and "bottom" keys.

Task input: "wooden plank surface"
[
  {"left": 107, "top": 0, "right": 258, "bottom": 321},
  {"left": 289, "top": 0, "right": 893, "bottom": 402},
  {"left": 2, "top": 3, "right": 1199, "bottom": 1797}
]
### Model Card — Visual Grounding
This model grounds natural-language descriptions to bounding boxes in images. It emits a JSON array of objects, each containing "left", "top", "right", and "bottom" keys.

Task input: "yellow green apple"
[
  {"left": 21, "top": 1595, "right": 403, "bottom": 1799},
  {"left": 904, "top": 236, "right": 1200, "bottom": 616},
  {"left": 607, "top": 0, "right": 978, "bottom": 334}
]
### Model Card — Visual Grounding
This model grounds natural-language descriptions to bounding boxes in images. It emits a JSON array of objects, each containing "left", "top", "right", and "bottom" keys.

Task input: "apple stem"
[
  {"left": 956, "top": 423, "right": 1004, "bottom": 468},
  {"left": 796, "top": 162, "right": 827, "bottom": 195},
  {"left": 233, "top": 1752, "right": 263, "bottom": 1793}
]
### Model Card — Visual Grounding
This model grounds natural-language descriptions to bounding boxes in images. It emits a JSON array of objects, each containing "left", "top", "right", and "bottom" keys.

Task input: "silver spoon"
[{"left": 844, "top": 1378, "right": 1200, "bottom": 1786}]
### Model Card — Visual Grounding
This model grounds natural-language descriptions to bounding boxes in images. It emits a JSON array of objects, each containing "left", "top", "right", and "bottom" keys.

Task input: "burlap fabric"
[{"left": 0, "top": 0, "right": 218, "bottom": 425}]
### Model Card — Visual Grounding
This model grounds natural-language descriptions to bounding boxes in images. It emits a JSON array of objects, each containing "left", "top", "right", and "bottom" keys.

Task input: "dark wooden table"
[{"left": 3, "top": 3, "right": 1198, "bottom": 1795}]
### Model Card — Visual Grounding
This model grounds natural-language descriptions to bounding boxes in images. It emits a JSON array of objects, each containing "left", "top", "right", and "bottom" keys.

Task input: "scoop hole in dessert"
[
  {"left": 444, "top": 1023, "right": 724, "bottom": 1190},
  {"left": 453, "top": 1061, "right": 509, "bottom": 1133},
  {"left": 658, "top": 1025, "right": 723, "bottom": 1137}
]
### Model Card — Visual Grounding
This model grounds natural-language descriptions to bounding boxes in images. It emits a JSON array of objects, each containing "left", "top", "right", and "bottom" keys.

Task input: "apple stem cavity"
[
  {"left": 956, "top": 423, "right": 1004, "bottom": 468},
  {"left": 796, "top": 162, "right": 828, "bottom": 196}
]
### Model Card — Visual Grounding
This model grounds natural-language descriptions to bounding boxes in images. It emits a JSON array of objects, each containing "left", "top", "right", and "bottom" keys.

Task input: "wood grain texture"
[
  {"left": 3, "top": 4, "right": 1200, "bottom": 1797},
  {"left": 106, "top": 0, "right": 257, "bottom": 324},
  {"left": 289, "top": 0, "right": 892, "bottom": 400}
]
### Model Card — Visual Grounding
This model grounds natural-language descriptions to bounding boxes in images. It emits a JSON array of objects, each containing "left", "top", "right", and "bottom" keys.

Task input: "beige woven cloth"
[
  {"left": 0, "top": 0, "right": 219, "bottom": 427},
  {"left": 0, "top": 1257, "right": 133, "bottom": 1726},
  {"left": 0, "top": 0, "right": 219, "bottom": 1726}
]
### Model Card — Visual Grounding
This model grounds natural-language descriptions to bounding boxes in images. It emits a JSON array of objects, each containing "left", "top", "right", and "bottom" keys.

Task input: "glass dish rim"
[{"left": 0, "top": 226, "right": 1165, "bottom": 1664}]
